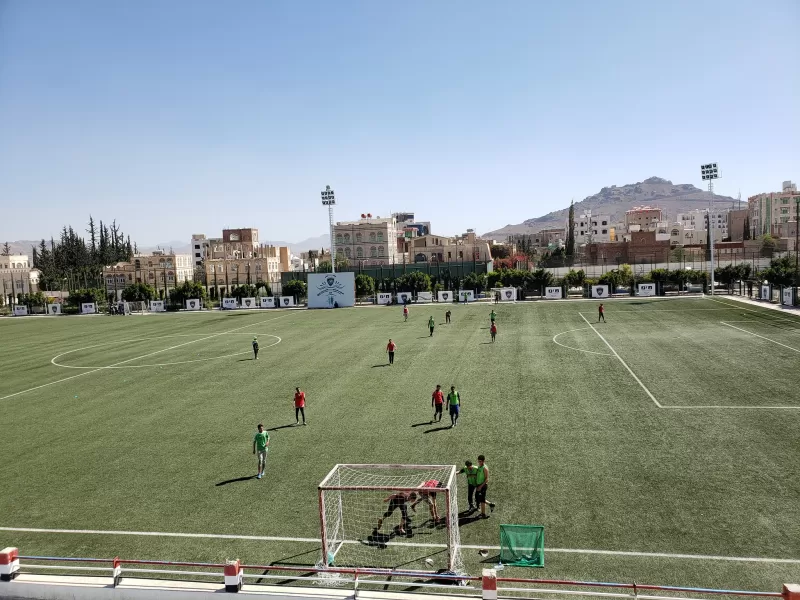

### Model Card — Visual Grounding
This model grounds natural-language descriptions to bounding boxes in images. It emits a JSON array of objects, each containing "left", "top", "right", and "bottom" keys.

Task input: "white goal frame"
[{"left": 318, "top": 463, "right": 460, "bottom": 572}]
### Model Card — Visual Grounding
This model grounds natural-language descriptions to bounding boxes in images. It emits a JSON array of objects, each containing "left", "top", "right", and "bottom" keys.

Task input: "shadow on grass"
[
  {"left": 457, "top": 512, "right": 484, "bottom": 527},
  {"left": 423, "top": 425, "right": 451, "bottom": 434},
  {"left": 238, "top": 358, "right": 254, "bottom": 361},
  {"left": 417, "top": 336, "right": 432, "bottom": 339},
  {"left": 267, "top": 423, "right": 298, "bottom": 431},
  {"left": 215, "top": 475, "right": 257, "bottom": 486},
  {"left": 372, "top": 364, "right": 390, "bottom": 368},
  {"left": 411, "top": 421, "right": 433, "bottom": 427}
]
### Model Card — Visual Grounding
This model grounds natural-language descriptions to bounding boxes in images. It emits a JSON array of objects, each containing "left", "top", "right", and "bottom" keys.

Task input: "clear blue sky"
[{"left": 1, "top": 0, "right": 798, "bottom": 247}]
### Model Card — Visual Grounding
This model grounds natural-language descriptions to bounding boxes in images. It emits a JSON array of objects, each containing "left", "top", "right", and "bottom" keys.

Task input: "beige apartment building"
[
  {"left": 1, "top": 254, "right": 40, "bottom": 299},
  {"left": 333, "top": 216, "right": 400, "bottom": 265},
  {"left": 410, "top": 231, "right": 492, "bottom": 263},
  {"left": 748, "top": 180, "right": 800, "bottom": 237},
  {"left": 103, "top": 251, "right": 193, "bottom": 299},
  {"left": 625, "top": 206, "right": 664, "bottom": 232}
]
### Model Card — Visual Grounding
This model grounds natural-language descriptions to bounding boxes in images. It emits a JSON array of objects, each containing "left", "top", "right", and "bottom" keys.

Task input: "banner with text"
[
  {"left": 591, "top": 285, "right": 609, "bottom": 299},
  {"left": 13, "top": 305, "right": 28, "bottom": 316},
  {"left": 81, "top": 302, "right": 97, "bottom": 314},
  {"left": 637, "top": 283, "right": 656, "bottom": 297},
  {"left": 48, "top": 303, "right": 63, "bottom": 315},
  {"left": 499, "top": 287, "right": 517, "bottom": 302},
  {"left": 437, "top": 291, "right": 453, "bottom": 303},
  {"left": 783, "top": 287, "right": 794, "bottom": 306},
  {"left": 417, "top": 292, "right": 433, "bottom": 303},
  {"left": 308, "top": 272, "right": 355, "bottom": 308},
  {"left": 260, "top": 297, "right": 276, "bottom": 308},
  {"left": 377, "top": 293, "right": 392, "bottom": 305},
  {"left": 545, "top": 287, "right": 562, "bottom": 300},
  {"left": 185, "top": 298, "right": 201, "bottom": 311},
  {"left": 459, "top": 290, "right": 475, "bottom": 302},
  {"left": 280, "top": 296, "right": 296, "bottom": 307},
  {"left": 149, "top": 300, "right": 165, "bottom": 312}
]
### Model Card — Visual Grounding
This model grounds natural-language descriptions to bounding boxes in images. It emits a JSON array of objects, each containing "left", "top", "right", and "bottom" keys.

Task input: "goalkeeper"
[
  {"left": 410, "top": 479, "right": 442, "bottom": 525},
  {"left": 376, "top": 491, "right": 418, "bottom": 535}
]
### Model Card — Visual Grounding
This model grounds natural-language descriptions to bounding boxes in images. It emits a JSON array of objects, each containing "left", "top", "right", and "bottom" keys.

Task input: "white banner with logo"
[
  {"left": 783, "top": 287, "right": 794, "bottom": 306},
  {"left": 260, "top": 296, "right": 276, "bottom": 308},
  {"left": 81, "top": 302, "right": 97, "bottom": 314},
  {"left": 591, "top": 285, "right": 609, "bottom": 299},
  {"left": 149, "top": 300, "right": 165, "bottom": 312},
  {"left": 500, "top": 287, "right": 517, "bottom": 302},
  {"left": 280, "top": 296, "right": 296, "bottom": 307},
  {"left": 637, "top": 283, "right": 656, "bottom": 297},
  {"left": 222, "top": 298, "right": 238, "bottom": 309},
  {"left": 397, "top": 292, "right": 412, "bottom": 305},
  {"left": 13, "top": 305, "right": 28, "bottom": 316},
  {"left": 761, "top": 285, "right": 770, "bottom": 300},
  {"left": 240, "top": 297, "right": 257, "bottom": 309},
  {"left": 185, "top": 298, "right": 201, "bottom": 311},
  {"left": 545, "top": 287, "right": 562, "bottom": 300},
  {"left": 437, "top": 291, "right": 453, "bottom": 303},
  {"left": 48, "top": 303, "right": 62, "bottom": 315},
  {"left": 377, "top": 293, "right": 392, "bottom": 305},
  {"left": 459, "top": 290, "right": 475, "bottom": 302},
  {"left": 308, "top": 272, "right": 355, "bottom": 308},
  {"left": 417, "top": 292, "right": 433, "bottom": 303}
]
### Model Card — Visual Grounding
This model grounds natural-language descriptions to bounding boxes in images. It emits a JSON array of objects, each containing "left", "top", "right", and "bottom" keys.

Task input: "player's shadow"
[
  {"left": 423, "top": 425, "right": 452, "bottom": 434},
  {"left": 215, "top": 475, "right": 257, "bottom": 486},
  {"left": 237, "top": 358, "right": 254, "bottom": 361},
  {"left": 417, "top": 336, "right": 432, "bottom": 339},
  {"left": 457, "top": 509, "right": 483, "bottom": 528},
  {"left": 411, "top": 421, "right": 432, "bottom": 428},
  {"left": 267, "top": 423, "right": 297, "bottom": 431},
  {"left": 371, "top": 364, "right": 390, "bottom": 368}
]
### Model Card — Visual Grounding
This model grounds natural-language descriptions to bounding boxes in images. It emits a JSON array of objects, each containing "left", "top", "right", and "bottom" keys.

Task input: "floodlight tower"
[
  {"left": 700, "top": 163, "right": 720, "bottom": 295},
  {"left": 321, "top": 185, "right": 336, "bottom": 273}
]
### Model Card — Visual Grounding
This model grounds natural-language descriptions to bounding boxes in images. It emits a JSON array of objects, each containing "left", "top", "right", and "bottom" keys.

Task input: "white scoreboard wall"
[
  {"left": 499, "top": 288, "right": 516, "bottom": 302},
  {"left": 81, "top": 302, "right": 97, "bottom": 314},
  {"left": 149, "top": 300, "right": 165, "bottom": 312},
  {"left": 307, "top": 272, "right": 355, "bottom": 308},
  {"left": 377, "top": 293, "right": 392, "bottom": 305},
  {"left": 48, "top": 303, "right": 63, "bottom": 315},
  {"left": 222, "top": 298, "right": 238, "bottom": 309},
  {"left": 280, "top": 296, "right": 296, "bottom": 307},
  {"left": 761, "top": 285, "right": 770, "bottom": 300},
  {"left": 417, "top": 292, "right": 433, "bottom": 303},
  {"left": 260, "top": 297, "right": 276, "bottom": 308},
  {"left": 396, "top": 292, "right": 412, "bottom": 305},
  {"left": 13, "top": 306, "right": 28, "bottom": 316},
  {"left": 783, "top": 288, "right": 794, "bottom": 306},
  {"left": 240, "top": 297, "right": 257, "bottom": 309},
  {"left": 459, "top": 290, "right": 475, "bottom": 302},
  {"left": 186, "top": 299, "right": 201, "bottom": 311}
]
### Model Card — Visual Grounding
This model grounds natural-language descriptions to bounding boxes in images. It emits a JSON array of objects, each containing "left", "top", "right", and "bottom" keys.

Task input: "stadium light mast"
[
  {"left": 700, "top": 163, "right": 720, "bottom": 295},
  {"left": 321, "top": 185, "right": 336, "bottom": 274}
]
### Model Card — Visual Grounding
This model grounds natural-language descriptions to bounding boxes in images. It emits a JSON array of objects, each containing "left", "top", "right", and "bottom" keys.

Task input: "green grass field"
[{"left": 1, "top": 297, "right": 799, "bottom": 591}]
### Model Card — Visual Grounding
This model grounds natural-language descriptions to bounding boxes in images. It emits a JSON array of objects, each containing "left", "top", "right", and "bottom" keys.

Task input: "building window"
[
  {"left": 369, "top": 232, "right": 376, "bottom": 242},
  {"left": 355, "top": 232, "right": 362, "bottom": 242},
  {"left": 602, "top": 229, "right": 608, "bottom": 234},
  {"left": 378, "top": 245, "right": 385, "bottom": 256},
  {"left": 344, "top": 234, "right": 350, "bottom": 243},
  {"left": 344, "top": 247, "right": 351, "bottom": 258},
  {"left": 335, "top": 234, "right": 343, "bottom": 244},
  {"left": 580, "top": 231, "right": 584, "bottom": 236},
  {"left": 356, "top": 247, "right": 363, "bottom": 258},
  {"left": 194, "top": 244, "right": 200, "bottom": 249},
  {"left": 336, "top": 248, "right": 344, "bottom": 257},
  {"left": 377, "top": 232, "right": 383, "bottom": 242},
  {"left": 602, "top": 220, "right": 607, "bottom": 225},
  {"left": 370, "top": 246, "right": 377, "bottom": 257}
]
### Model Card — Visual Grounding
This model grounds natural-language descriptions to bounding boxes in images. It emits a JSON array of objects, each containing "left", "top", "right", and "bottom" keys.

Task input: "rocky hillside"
[{"left": 484, "top": 177, "right": 740, "bottom": 238}]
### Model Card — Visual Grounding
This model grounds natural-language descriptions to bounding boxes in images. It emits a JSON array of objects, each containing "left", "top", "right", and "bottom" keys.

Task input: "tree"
[
  {"left": 760, "top": 234, "right": 777, "bottom": 258},
  {"left": 743, "top": 215, "right": 751, "bottom": 241},
  {"left": 66, "top": 288, "right": 106, "bottom": 308},
  {"left": 396, "top": 271, "right": 431, "bottom": 294},
  {"left": 565, "top": 200, "right": 575, "bottom": 257},
  {"left": 121, "top": 282, "right": 156, "bottom": 302},
  {"left": 563, "top": 269, "right": 586, "bottom": 288},
  {"left": 2, "top": 242, "right": 10, "bottom": 257},
  {"left": 230, "top": 283, "right": 258, "bottom": 300},
  {"left": 486, "top": 270, "right": 504, "bottom": 289},
  {"left": 761, "top": 256, "right": 797, "bottom": 287},
  {"left": 169, "top": 280, "right": 208, "bottom": 306},
  {"left": 490, "top": 245, "right": 510, "bottom": 260},
  {"left": 461, "top": 271, "right": 487, "bottom": 294},
  {"left": 282, "top": 279, "right": 307, "bottom": 299},
  {"left": 527, "top": 268, "right": 554, "bottom": 291},
  {"left": 355, "top": 274, "right": 375, "bottom": 298}
]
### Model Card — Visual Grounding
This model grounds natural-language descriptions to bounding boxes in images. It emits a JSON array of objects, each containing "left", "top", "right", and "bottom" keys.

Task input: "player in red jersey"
[
  {"left": 598, "top": 303, "right": 605, "bottom": 323},
  {"left": 386, "top": 339, "right": 397, "bottom": 365}
]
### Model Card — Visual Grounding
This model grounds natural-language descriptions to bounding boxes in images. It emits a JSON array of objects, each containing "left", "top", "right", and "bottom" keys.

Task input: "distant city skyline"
[{"left": 1, "top": 0, "right": 798, "bottom": 245}]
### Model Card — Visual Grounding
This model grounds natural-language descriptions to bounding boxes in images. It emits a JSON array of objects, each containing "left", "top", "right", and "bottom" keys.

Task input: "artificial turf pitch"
[{"left": 0, "top": 296, "right": 798, "bottom": 591}]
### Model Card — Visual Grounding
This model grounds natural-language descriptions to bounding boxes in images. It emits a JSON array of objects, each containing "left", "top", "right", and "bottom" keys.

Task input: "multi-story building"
[
  {"left": 586, "top": 231, "right": 670, "bottom": 265},
  {"left": 727, "top": 209, "right": 748, "bottom": 242},
  {"left": 410, "top": 230, "right": 492, "bottom": 263},
  {"left": 676, "top": 209, "right": 729, "bottom": 239},
  {"left": 624, "top": 206, "right": 664, "bottom": 233},
  {"left": 748, "top": 180, "right": 800, "bottom": 237},
  {"left": 572, "top": 213, "right": 612, "bottom": 245},
  {"left": 0, "top": 254, "right": 40, "bottom": 300},
  {"left": 333, "top": 215, "right": 400, "bottom": 265},
  {"left": 103, "top": 251, "right": 194, "bottom": 299},
  {"left": 191, "top": 234, "right": 210, "bottom": 268},
  {"left": 509, "top": 228, "right": 566, "bottom": 250}
]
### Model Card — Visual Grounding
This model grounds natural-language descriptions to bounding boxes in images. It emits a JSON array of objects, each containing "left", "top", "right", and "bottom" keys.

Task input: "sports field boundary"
[{"left": 2, "top": 526, "right": 798, "bottom": 564}]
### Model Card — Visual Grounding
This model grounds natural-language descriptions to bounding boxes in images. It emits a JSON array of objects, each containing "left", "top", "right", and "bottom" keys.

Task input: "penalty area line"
[
  {"left": 720, "top": 322, "right": 800, "bottom": 353},
  {"left": 0, "top": 527, "right": 798, "bottom": 564},
  {"left": 578, "top": 313, "right": 662, "bottom": 408}
]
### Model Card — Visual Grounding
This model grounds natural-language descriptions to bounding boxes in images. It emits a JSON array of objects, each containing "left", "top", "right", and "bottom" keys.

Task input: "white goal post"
[{"left": 318, "top": 464, "right": 464, "bottom": 574}]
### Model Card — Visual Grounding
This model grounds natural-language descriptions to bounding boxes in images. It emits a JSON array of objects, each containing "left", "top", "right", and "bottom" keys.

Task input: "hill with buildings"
[{"left": 483, "top": 177, "right": 740, "bottom": 238}]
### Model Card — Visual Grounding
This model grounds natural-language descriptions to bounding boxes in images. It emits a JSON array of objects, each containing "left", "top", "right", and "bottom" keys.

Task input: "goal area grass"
[{"left": 0, "top": 297, "right": 799, "bottom": 590}]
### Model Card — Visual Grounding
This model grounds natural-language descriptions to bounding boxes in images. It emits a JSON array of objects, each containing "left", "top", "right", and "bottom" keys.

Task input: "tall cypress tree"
[{"left": 565, "top": 200, "right": 576, "bottom": 258}]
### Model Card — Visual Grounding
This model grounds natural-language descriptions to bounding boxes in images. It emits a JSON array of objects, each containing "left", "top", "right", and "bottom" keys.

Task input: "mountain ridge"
[{"left": 483, "top": 176, "right": 741, "bottom": 238}]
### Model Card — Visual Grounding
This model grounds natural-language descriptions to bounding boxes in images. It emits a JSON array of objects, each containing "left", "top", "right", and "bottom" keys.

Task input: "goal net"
[{"left": 318, "top": 464, "right": 464, "bottom": 575}]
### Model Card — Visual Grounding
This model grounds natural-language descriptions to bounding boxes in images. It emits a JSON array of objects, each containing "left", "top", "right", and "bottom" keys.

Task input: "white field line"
[
  {"left": 708, "top": 297, "right": 800, "bottom": 323},
  {"left": 578, "top": 313, "right": 662, "bottom": 408},
  {"left": 720, "top": 322, "right": 800, "bottom": 354},
  {"left": 661, "top": 405, "right": 800, "bottom": 409},
  {"left": 0, "top": 314, "right": 290, "bottom": 401},
  {"left": 1, "top": 527, "right": 798, "bottom": 564},
  {"left": 551, "top": 327, "right": 614, "bottom": 356}
]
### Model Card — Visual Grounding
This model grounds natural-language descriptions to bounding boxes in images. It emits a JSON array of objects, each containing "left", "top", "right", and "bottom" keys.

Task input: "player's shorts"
[
  {"left": 383, "top": 499, "right": 408, "bottom": 519},
  {"left": 449, "top": 405, "right": 459, "bottom": 415},
  {"left": 475, "top": 485, "right": 488, "bottom": 504},
  {"left": 434, "top": 404, "right": 443, "bottom": 414},
  {"left": 257, "top": 450, "right": 268, "bottom": 468}
]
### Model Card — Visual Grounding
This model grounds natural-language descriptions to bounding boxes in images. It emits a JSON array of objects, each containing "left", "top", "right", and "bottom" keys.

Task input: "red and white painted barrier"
[
  {"left": 224, "top": 559, "right": 242, "bottom": 593},
  {"left": 0, "top": 547, "right": 20, "bottom": 581},
  {"left": 482, "top": 568, "right": 497, "bottom": 600},
  {"left": 784, "top": 584, "right": 800, "bottom": 600}
]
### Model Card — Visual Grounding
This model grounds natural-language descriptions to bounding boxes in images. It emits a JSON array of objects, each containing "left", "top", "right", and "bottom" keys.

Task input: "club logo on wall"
[
  {"left": 442, "top": 293, "right": 449, "bottom": 300},
  {"left": 317, "top": 275, "right": 345, "bottom": 297},
  {"left": 189, "top": 301, "right": 196, "bottom": 308},
  {"left": 244, "top": 299, "right": 251, "bottom": 307},
  {"left": 595, "top": 288, "right": 604, "bottom": 296},
  {"left": 51, "top": 306, "right": 57, "bottom": 313},
  {"left": 505, "top": 290, "right": 512, "bottom": 298},
  {"left": 283, "top": 298, "right": 289, "bottom": 305}
]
